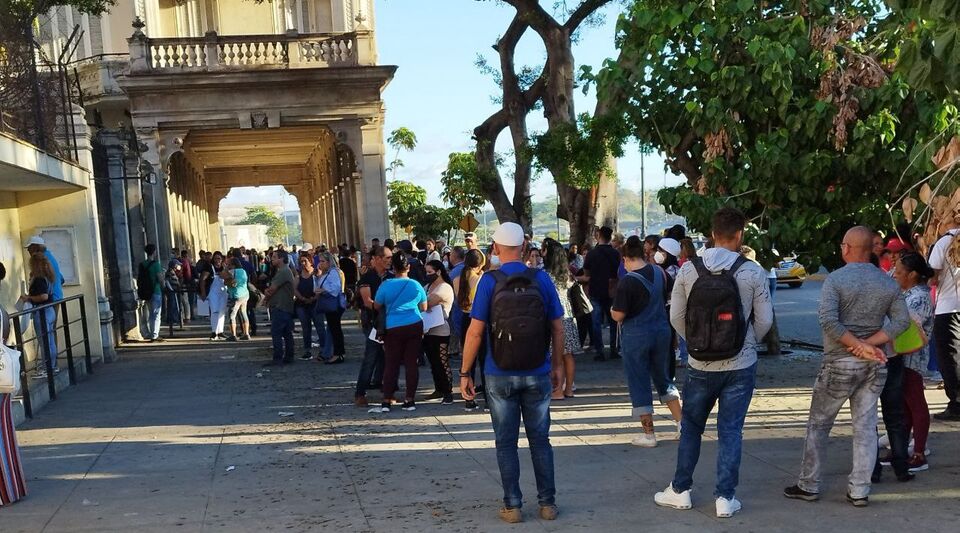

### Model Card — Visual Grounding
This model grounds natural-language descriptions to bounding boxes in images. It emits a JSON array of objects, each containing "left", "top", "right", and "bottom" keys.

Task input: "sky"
[{"left": 222, "top": 0, "right": 683, "bottom": 210}]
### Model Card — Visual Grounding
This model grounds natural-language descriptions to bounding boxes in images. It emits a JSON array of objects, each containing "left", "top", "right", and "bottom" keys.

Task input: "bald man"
[{"left": 785, "top": 226, "right": 910, "bottom": 507}]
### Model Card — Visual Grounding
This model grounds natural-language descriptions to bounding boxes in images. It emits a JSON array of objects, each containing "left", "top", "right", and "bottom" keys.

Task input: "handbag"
[
  {"left": 314, "top": 273, "right": 341, "bottom": 314},
  {"left": 0, "top": 343, "right": 22, "bottom": 395},
  {"left": 893, "top": 320, "right": 928, "bottom": 355},
  {"left": 568, "top": 282, "right": 593, "bottom": 317}
]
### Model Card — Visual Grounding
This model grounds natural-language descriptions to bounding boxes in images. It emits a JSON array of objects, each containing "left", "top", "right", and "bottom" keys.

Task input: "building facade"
[{"left": 36, "top": 0, "right": 394, "bottom": 340}]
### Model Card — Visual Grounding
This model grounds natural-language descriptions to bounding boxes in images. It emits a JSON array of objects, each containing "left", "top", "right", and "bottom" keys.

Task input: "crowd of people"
[{"left": 2, "top": 206, "right": 958, "bottom": 520}]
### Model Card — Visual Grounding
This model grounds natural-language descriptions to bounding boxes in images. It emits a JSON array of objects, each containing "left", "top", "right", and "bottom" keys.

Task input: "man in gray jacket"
[
  {"left": 654, "top": 207, "right": 773, "bottom": 518},
  {"left": 784, "top": 226, "right": 910, "bottom": 507}
]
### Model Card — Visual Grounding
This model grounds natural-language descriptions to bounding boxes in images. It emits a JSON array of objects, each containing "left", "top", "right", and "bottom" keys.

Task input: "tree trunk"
[{"left": 764, "top": 313, "right": 782, "bottom": 355}]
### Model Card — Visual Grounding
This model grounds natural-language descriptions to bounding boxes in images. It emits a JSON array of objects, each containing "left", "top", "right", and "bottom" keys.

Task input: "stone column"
[
  {"left": 71, "top": 115, "right": 116, "bottom": 360},
  {"left": 359, "top": 119, "right": 389, "bottom": 240},
  {"left": 99, "top": 130, "right": 145, "bottom": 342}
]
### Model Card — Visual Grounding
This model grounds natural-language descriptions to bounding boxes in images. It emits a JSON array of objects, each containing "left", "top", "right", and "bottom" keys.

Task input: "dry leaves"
[
  {"left": 902, "top": 197, "right": 918, "bottom": 222},
  {"left": 932, "top": 136, "right": 960, "bottom": 170},
  {"left": 704, "top": 128, "right": 734, "bottom": 163}
]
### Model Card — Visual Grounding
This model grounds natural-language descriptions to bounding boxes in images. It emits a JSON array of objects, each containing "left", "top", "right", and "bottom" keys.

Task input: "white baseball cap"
[
  {"left": 659, "top": 237, "right": 681, "bottom": 258},
  {"left": 491, "top": 222, "right": 525, "bottom": 247},
  {"left": 25, "top": 235, "right": 45, "bottom": 247}
]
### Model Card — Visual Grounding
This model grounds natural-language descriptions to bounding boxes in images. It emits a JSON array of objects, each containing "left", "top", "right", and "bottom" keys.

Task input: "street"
[
  {"left": 2, "top": 319, "right": 958, "bottom": 532},
  {"left": 774, "top": 280, "right": 823, "bottom": 348}
]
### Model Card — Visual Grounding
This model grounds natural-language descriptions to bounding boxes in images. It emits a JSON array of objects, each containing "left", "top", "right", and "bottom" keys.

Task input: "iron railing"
[{"left": 7, "top": 295, "right": 93, "bottom": 418}]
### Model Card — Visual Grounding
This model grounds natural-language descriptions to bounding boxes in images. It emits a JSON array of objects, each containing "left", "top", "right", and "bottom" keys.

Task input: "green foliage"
[
  {"left": 386, "top": 180, "right": 427, "bottom": 225},
  {"left": 239, "top": 205, "right": 288, "bottom": 244},
  {"left": 386, "top": 127, "right": 418, "bottom": 178},
  {"left": 889, "top": 1, "right": 960, "bottom": 95},
  {"left": 2, "top": 0, "right": 113, "bottom": 27},
  {"left": 530, "top": 113, "right": 627, "bottom": 188},
  {"left": 440, "top": 152, "right": 488, "bottom": 213},
  {"left": 386, "top": 180, "right": 461, "bottom": 239},
  {"left": 597, "top": 0, "right": 960, "bottom": 270}
]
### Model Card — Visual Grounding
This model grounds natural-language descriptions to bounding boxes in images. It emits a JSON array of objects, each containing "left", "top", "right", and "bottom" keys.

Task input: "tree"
[
  {"left": 386, "top": 180, "right": 461, "bottom": 239},
  {"left": 888, "top": 0, "right": 960, "bottom": 96},
  {"left": 239, "top": 205, "right": 288, "bottom": 244},
  {"left": 386, "top": 127, "right": 418, "bottom": 179},
  {"left": 594, "top": 0, "right": 959, "bottom": 270},
  {"left": 471, "top": 0, "right": 615, "bottom": 243},
  {"left": 440, "top": 152, "right": 488, "bottom": 214}
]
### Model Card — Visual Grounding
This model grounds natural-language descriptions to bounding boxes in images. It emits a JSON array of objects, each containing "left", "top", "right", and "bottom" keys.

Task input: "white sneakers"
[
  {"left": 654, "top": 485, "right": 742, "bottom": 518},
  {"left": 654, "top": 484, "right": 692, "bottom": 509},
  {"left": 674, "top": 421, "right": 682, "bottom": 440},
  {"left": 631, "top": 432, "right": 657, "bottom": 448},
  {"left": 715, "top": 496, "right": 742, "bottom": 518}
]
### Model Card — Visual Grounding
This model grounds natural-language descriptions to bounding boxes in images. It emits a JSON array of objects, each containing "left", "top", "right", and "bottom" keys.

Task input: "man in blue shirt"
[
  {"left": 460, "top": 222, "right": 565, "bottom": 524},
  {"left": 26, "top": 236, "right": 64, "bottom": 301}
]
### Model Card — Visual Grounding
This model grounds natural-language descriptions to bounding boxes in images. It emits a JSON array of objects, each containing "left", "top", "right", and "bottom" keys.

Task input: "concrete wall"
[
  {"left": 16, "top": 188, "right": 107, "bottom": 361},
  {"left": 0, "top": 191, "right": 26, "bottom": 319}
]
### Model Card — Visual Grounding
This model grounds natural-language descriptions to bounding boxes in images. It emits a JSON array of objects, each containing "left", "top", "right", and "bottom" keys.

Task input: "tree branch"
[
  {"left": 564, "top": 0, "right": 609, "bottom": 32},
  {"left": 502, "top": 0, "right": 560, "bottom": 35}
]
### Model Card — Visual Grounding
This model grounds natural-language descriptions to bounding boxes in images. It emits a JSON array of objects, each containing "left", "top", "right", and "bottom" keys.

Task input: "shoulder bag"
[{"left": 314, "top": 272, "right": 342, "bottom": 314}]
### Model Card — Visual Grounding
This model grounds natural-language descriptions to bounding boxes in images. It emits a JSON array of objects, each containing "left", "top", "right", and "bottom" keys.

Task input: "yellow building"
[{"left": 31, "top": 0, "right": 395, "bottom": 341}]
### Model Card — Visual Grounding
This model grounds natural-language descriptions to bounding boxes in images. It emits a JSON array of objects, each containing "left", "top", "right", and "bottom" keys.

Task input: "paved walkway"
[{"left": 2, "top": 320, "right": 959, "bottom": 532}]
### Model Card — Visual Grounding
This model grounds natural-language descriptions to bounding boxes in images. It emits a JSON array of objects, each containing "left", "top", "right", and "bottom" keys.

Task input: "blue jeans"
[
  {"left": 32, "top": 306, "right": 57, "bottom": 369},
  {"left": 356, "top": 327, "right": 385, "bottom": 397},
  {"left": 672, "top": 363, "right": 756, "bottom": 499},
  {"left": 620, "top": 327, "right": 679, "bottom": 416},
  {"left": 589, "top": 297, "right": 618, "bottom": 354},
  {"left": 486, "top": 373, "right": 556, "bottom": 509},
  {"left": 146, "top": 293, "right": 162, "bottom": 340},
  {"left": 270, "top": 308, "right": 295, "bottom": 361},
  {"left": 295, "top": 304, "right": 326, "bottom": 357}
]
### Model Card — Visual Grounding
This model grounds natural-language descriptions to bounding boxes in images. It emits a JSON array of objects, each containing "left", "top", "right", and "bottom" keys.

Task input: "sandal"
[{"left": 324, "top": 355, "right": 345, "bottom": 365}]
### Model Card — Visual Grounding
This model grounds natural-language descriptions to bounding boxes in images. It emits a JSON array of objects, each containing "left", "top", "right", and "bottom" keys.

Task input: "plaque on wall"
[{"left": 37, "top": 227, "right": 80, "bottom": 285}]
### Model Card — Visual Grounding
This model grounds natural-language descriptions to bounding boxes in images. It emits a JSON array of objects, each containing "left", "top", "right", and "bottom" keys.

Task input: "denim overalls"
[{"left": 619, "top": 267, "right": 680, "bottom": 416}]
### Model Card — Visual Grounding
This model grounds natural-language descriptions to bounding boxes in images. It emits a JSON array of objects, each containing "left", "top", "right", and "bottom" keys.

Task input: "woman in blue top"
[
  {"left": 611, "top": 236, "right": 682, "bottom": 448},
  {"left": 374, "top": 253, "right": 428, "bottom": 413},
  {"left": 224, "top": 257, "right": 250, "bottom": 341}
]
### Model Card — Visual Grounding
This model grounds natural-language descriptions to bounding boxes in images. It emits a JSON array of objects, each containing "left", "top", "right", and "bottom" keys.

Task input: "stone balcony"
[{"left": 128, "top": 29, "right": 377, "bottom": 75}]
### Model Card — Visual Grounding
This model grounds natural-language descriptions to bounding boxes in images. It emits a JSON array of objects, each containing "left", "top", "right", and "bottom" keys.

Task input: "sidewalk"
[{"left": 1, "top": 321, "right": 958, "bottom": 532}]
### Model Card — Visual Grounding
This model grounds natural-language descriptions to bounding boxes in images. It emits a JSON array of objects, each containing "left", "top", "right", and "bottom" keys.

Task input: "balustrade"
[{"left": 133, "top": 31, "right": 366, "bottom": 74}]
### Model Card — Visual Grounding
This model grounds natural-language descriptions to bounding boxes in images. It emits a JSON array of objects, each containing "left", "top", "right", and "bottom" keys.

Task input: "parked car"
[{"left": 775, "top": 257, "right": 807, "bottom": 288}]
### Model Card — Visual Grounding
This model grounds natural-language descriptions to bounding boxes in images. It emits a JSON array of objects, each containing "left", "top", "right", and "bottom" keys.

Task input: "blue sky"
[{"left": 222, "top": 0, "right": 680, "bottom": 209}]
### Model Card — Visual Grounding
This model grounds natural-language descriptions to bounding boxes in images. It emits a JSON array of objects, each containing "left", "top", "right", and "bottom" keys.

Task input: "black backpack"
[
  {"left": 685, "top": 256, "right": 748, "bottom": 361},
  {"left": 136, "top": 260, "right": 156, "bottom": 301},
  {"left": 489, "top": 269, "right": 551, "bottom": 370}
]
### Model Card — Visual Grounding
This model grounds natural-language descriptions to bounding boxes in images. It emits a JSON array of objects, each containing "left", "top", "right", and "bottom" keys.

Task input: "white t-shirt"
[
  {"left": 928, "top": 229, "right": 960, "bottom": 315},
  {"left": 425, "top": 282, "right": 454, "bottom": 336}
]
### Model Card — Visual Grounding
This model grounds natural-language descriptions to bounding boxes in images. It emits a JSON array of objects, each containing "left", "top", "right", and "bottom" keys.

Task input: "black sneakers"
[
  {"left": 783, "top": 485, "right": 819, "bottom": 502},
  {"left": 846, "top": 493, "right": 868, "bottom": 507}
]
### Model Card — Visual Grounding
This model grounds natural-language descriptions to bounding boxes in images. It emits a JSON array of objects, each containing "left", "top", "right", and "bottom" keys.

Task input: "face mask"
[
  {"left": 490, "top": 255, "right": 501, "bottom": 267},
  {"left": 654, "top": 251, "right": 666, "bottom": 264},
  {"left": 425, "top": 274, "right": 439, "bottom": 284}
]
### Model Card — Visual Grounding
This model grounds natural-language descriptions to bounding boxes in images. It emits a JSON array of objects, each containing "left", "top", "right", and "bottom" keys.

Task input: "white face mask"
[
  {"left": 654, "top": 251, "right": 666, "bottom": 264},
  {"left": 490, "top": 255, "right": 501, "bottom": 268}
]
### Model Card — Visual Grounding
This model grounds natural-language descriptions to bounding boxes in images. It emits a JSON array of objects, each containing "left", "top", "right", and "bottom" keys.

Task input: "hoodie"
[{"left": 670, "top": 247, "right": 774, "bottom": 372}]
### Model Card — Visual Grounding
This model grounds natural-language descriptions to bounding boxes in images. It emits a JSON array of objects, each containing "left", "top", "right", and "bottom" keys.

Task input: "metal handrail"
[{"left": 7, "top": 294, "right": 93, "bottom": 418}]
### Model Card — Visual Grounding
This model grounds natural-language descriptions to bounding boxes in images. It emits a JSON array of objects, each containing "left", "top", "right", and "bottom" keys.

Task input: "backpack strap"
[
  {"left": 726, "top": 256, "right": 748, "bottom": 276},
  {"left": 691, "top": 256, "right": 710, "bottom": 278}
]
